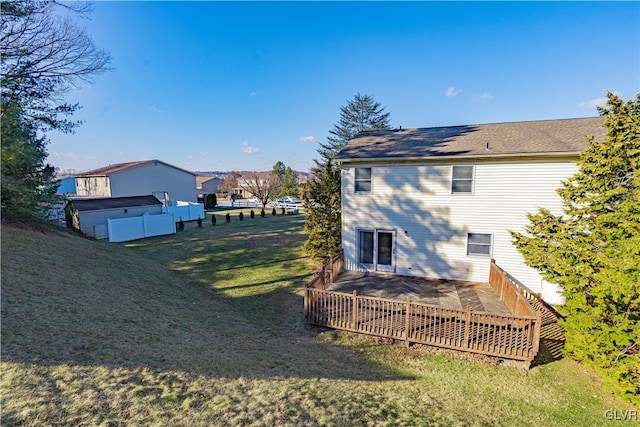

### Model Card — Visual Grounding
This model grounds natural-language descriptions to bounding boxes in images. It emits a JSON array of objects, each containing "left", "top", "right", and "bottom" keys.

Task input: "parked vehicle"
[{"left": 272, "top": 196, "right": 302, "bottom": 208}]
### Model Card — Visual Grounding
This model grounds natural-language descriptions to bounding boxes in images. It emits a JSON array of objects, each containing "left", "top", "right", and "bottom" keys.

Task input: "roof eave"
[{"left": 336, "top": 151, "right": 582, "bottom": 164}]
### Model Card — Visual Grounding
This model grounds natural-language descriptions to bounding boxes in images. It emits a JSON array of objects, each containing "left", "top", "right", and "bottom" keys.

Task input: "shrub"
[
  {"left": 239, "top": 212, "right": 244, "bottom": 221},
  {"left": 250, "top": 210, "right": 255, "bottom": 219},
  {"left": 205, "top": 193, "right": 217, "bottom": 209},
  {"left": 272, "top": 208, "right": 276, "bottom": 216},
  {"left": 225, "top": 213, "right": 230, "bottom": 223},
  {"left": 512, "top": 93, "right": 640, "bottom": 405},
  {"left": 211, "top": 215, "right": 216, "bottom": 226}
]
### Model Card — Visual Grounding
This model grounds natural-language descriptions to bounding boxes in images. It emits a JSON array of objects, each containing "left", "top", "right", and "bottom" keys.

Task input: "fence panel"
[
  {"left": 163, "top": 202, "right": 205, "bottom": 222},
  {"left": 108, "top": 213, "right": 175, "bottom": 243}
]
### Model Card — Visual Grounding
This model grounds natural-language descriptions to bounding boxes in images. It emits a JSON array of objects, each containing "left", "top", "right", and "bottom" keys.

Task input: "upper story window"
[
  {"left": 451, "top": 165, "right": 474, "bottom": 194},
  {"left": 355, "top": 167, "right": 372, "bottom": 192},
  {"left": 467, "top": 233, "right": 492, "bottom": 256}
]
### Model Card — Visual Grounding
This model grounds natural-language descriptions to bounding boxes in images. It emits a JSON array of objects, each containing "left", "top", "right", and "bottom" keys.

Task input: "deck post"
[
  {"left": 352, "top": 290, "right": 358, "bottom": 330},
  {"left": 532, "top": 310, "right": 542, "bottom": 360},
  {"left": 328, "top": 257, "right": 334, "bottom": 284},
  {"left": 405, "top": 296, "right": 411, "bottom": 347},
  {"left": 463, "top": 305, "right": 472, "bottom": 348}
]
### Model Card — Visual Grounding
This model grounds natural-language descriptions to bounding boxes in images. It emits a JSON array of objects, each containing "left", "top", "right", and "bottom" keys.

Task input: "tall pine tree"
[
  {"left": 304, "top": 94, "right": 391, "bottom": 263},
  {"left": 317, "top": 93, "right": 391, "bottom": 161},
  {"left": 512, "top": 92, "right": 640, "bottom": 405}
]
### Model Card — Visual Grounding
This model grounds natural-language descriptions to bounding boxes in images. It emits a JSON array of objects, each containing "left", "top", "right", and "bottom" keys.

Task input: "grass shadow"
[{"left": 1, "top": 217, "right": 414, "bottom": 383}]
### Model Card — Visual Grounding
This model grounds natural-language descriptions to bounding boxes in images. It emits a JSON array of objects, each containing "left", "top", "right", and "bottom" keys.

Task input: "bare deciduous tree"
[
  {"left": 238, "top": 172, "right": 280, "bottom": 208},
  {"left": 1, "top": 0, "right": 111, "bottom": 131},
  {"left": 0, "top": 1, "right": 110, "bottom": 220}
]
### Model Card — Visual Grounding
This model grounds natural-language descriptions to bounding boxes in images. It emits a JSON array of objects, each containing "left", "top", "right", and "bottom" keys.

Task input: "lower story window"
[{"left": 467, "top": 233, "right": 492, "bottom": 256}]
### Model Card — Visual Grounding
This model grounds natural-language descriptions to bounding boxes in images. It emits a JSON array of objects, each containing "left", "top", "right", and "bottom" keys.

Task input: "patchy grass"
[{"left": 1, "top": 215, "right": 636, "bottom": 426}]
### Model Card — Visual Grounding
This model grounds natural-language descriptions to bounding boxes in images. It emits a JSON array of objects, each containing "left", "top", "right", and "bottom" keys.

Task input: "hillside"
[{"left": 1, "top": 218, "right": 636, "bottom": 426}]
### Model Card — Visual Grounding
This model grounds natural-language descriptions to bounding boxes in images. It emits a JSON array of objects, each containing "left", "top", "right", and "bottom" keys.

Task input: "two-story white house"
[
  {"left": 75, "top": 159, "right": 197, "bottom": 203},
  {"left": 336, "top": 117, "right": 605, "bottom": 295}
]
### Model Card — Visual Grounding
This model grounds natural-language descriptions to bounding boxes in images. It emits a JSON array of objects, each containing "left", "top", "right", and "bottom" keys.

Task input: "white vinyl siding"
[
  {"left": 341, "top": 160, "right": 578, "bottom": 293},
  {"left": 109, "top": 162, "right": 197, "bottom": 202}
]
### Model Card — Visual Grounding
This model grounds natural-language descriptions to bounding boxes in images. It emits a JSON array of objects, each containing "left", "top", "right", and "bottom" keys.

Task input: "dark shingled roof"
[
  {"left": 67, "top": 195, "right": 162, "bottom": 212},
  {"left": 336, "top": 117, "right": 606, "bottom": 162},
  {"left": 78, "top": 160, "right": 196, "bottom": 177}
]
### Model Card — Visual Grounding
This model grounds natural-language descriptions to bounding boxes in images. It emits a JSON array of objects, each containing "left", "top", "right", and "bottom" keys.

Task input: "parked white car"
[{"left": 272, "top": 196, "right": 302, "bottom": 208}]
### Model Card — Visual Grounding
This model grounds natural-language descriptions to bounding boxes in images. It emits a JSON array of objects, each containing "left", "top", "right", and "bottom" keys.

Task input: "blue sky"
[{"left": 50, "top": 1, "right": 640, "bottom": 173}]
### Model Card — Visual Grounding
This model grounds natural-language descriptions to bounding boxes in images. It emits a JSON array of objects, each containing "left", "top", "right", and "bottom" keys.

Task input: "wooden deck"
[
  {"left": 327, "top": 271, "right": 511, "bottom": 316},
  {"left": 305, "top": 256, "right": 543, "bottom": 363}
]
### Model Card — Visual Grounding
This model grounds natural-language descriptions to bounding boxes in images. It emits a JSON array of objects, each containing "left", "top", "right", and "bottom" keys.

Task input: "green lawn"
[{"left": 1, "top": 212, "right": 636, "bottom": 426}]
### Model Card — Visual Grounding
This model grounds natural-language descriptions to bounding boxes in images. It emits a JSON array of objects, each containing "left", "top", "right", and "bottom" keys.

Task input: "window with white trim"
[
  {"left": 451, "top": 165, "right": 474, "bottom": 194},
  {"left": 467, "top": 233, "right": 492, "bottom": 256},
  {"left": 355, "top": 167, "right": 372, "bottom": 193}
]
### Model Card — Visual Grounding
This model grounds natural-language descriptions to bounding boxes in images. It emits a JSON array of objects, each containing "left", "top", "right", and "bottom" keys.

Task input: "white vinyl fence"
[
  {"left": 108, "top": 212, "right": 175, "bottom": 243},
  {"left": 163, "top": 202, "right": 205, "bottom": 222}
]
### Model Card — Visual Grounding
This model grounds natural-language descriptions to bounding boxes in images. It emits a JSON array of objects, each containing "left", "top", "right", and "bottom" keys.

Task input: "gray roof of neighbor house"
[
  {"left": 77, "top": 160, "right": 196, "bottom": 177},
  {"left": 67, "top": 195, "right": 162, "bottom": 212},
  {"left": 336, "top": 117, "right": 606, "bottom": 162}
]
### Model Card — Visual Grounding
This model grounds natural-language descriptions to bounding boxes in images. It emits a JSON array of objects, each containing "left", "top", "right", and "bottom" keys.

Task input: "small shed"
[{"left": 65, "top": 195, "right": 163, "bottom": 239}]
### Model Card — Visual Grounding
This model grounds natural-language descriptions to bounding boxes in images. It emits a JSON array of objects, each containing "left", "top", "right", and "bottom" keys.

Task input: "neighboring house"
[
  {"left": 336, "top": 117, "right": 606, "bottom": 295},
  {"left": 196, "top": 176, "right": 221, "bottom": 194},
  {"left": 65, "top": 195, "right": 163, "bottom": 239},
  {"left": 75, "top": 160, "right": 197, "bottom": 203},
  {"left": 196, "top": 176, "right": 221, "bottom": 203}
]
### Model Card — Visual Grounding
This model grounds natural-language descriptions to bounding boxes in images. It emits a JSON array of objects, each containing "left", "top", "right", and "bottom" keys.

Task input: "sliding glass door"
[{"left": 358, "top": 229, "right": 395, "bottom": 272}]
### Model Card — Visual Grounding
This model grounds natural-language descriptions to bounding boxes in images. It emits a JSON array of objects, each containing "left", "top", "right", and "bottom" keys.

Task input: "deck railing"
[
  {"left": 305, "top": 288, "right": 540, "bottom": 361},
  {"left": 305, "top": 257, "right": 542, "bottom": 362},
  {"left": 488, "top": 259, "right": 539, "bottom": 317}
]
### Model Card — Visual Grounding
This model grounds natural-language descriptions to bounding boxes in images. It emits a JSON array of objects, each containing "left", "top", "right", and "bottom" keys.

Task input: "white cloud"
[
  {"left": 52, "top": 151, "right": 94, "bottom": 160},
  {"left": 445, "top": 87, "right": 462, "bottom": 97},
  {"left": 250, "top": 90, "right": 261, "bottom": 96},
  {"left": 472, "top": 91, "right": 494, "bottom": 103},
  {"left": 299, "top": 135, "right": 317, "bottom": 143},
  {"left": 149, "top": 105, "right": 162, "bottom": 113},
  {"left": 241, "top": 140, "right": 259, "bottom": 154},
  {"left": 579, "top": 97, "right": 608, "bottom": 109}
]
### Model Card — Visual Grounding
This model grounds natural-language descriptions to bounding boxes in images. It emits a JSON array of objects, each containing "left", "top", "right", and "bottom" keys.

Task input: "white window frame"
[
  {"left": 356, "top": 227, "right": 396, "bottom": 272},
  {"left": 466, "top": 233, "right": 493, "bottom": 257},
  {"left": 451, "top": 165, "right": 474, "bottom": 194},
  {"left": 354, "top": 167, "right": 372, "bottom": 193}
]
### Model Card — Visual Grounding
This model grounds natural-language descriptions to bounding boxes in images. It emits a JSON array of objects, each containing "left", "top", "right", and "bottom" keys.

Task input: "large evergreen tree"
[
  {"left": 303, "top": 161, "right": 342, "bottom": 261},
  {"left": 512, "top": 92, "right": 640, "bottom": 405},
  {"left": 1, "top": 1, "right": 110, "bottom": 221},
  {"left": 304, "top": 93, "right": 391, "bottom": 262},
  {"left": 1, "top": 101, "right": 56, "bottom": 219},
  {"left": 317, "top": 93, "right": 391, "bottom": 161}
]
